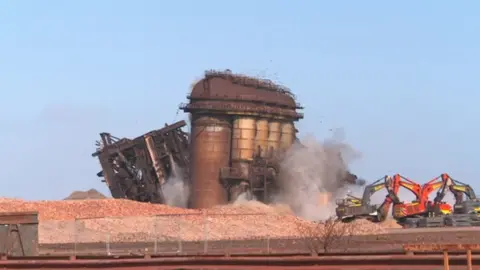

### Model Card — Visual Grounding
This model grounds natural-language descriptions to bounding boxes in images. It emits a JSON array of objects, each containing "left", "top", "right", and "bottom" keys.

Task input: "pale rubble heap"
[
  {"left": 0, "top": 197, "right": 24, "bottom": 203},
  {"left": 64, "top": 189, "right": 107, "bottom": 200},
  {"left": 0, "top": 198, "right": 387, "bottom": 244}
]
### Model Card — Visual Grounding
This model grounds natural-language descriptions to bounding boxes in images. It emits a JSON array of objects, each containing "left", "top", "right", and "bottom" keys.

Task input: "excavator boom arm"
[
  {"left": 393, "top": 174, "right": 422, "bottom": 200},
  {"left": 361, "top": 178, "right": 387, "bottom": 205},
  {"left": 450, "top": 182, "right": 477, "bottom": 202},
  {"left": 432, "top": 174, "right": 477, "bottom": 203},
  {"left": 336, "top": 176, "right": 393, "bottom": 221},
  {"left": 375, "top": 175, "right": 400, "bottom": 222},
  {"left": 431, "top": 174, "right": 453, "bottom": 203}
]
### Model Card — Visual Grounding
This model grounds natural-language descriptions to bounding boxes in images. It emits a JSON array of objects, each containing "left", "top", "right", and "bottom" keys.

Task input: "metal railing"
[{"left": 404, "top": 244, "right": 480, "bottom": 270}]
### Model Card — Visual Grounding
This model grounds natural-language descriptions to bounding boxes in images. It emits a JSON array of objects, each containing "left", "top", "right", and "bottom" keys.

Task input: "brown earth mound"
[{"left": 64, "top": 189, "right": 107, "bottom": 200}]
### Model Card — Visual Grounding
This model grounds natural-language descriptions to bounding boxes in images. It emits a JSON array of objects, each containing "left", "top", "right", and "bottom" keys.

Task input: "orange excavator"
[
  {"left": 387, "top": 174, "right": 425, "bottom": 227},
  {"left": 339, "top": 173, "right": 480, "bottom": 228},
  {"left": 391, "top": 174, "right": 454, "bottom": 228}
]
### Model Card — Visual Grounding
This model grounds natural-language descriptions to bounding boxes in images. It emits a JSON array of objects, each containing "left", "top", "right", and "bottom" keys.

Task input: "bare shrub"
[{"left": 296, "top": 216, "right": 354, "bottom": 255}]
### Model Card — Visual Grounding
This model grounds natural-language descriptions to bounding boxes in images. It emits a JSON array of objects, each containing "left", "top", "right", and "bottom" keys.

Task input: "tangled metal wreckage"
[
  {"left": 91, "top": 121, "right": 190, "bottom": 204},
  {"left": 92, "top": 70, "right": 360, "bottom": 208}
]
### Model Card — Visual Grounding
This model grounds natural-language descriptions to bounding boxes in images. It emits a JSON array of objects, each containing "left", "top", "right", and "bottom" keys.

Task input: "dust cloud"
[
  {"left": 163, "top": 176, "right": 190, "bottom": 208},
  {"left": 162, "top": 161, "right": 190, "bottom": 208},
  {"left": 233, "top": 192, "right": 257, "bottom": 205},
  {"left": 275, "top": 132, "right": 364, "bottom": 221}
]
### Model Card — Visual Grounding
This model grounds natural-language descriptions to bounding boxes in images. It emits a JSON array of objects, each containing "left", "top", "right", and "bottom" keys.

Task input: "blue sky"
[{"left": 0, "top": 1, "right": 479, "bottom": 200}]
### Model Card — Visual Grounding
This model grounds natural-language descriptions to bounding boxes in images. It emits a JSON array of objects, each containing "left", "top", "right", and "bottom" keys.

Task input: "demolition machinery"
[{"left": 336, "top": 173, "right": 480, "bottom": 228}]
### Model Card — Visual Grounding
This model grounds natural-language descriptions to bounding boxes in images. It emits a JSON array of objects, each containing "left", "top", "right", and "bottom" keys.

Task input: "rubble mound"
[
  {"left": 380, "top": 218, "right": 402, "bottom": 229},
  {"left": 217, "top": 200, "right": 295, "bottom": 215},
  {"left": 64, "top": 189, "right": 107, "bottom": 200},
  {"left": 0, "top": 197, "right": 24, "bottom": 203},
  {"left": 0, "top": 198, "right": 388, "bottom": 244}
]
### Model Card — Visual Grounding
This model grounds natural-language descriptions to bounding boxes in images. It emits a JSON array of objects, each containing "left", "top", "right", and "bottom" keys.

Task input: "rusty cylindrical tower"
[
  {"left": 188, "top": 115, "right": 231, "bottom": 208},
  {"left": 181, "top": 70, "right": 303, "bottom": 208}
]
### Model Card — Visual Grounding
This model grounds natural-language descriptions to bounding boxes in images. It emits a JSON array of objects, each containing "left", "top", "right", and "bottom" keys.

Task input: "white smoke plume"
[
  {"left": 163, "top": 160, "right": 190, "bottom": 208},
  {"left": 275, "top": 132, "right": 363, "bottom": 221},
  {"left": 163, "top": 176, "right": 190, "bottom": 208},
  {"left": 233, "top": 192, "right": 257, "bottom": 205}
]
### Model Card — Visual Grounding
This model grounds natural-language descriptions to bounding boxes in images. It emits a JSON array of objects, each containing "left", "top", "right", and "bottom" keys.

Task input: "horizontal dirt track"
[{"left": 0, "top": 254, "right": 478, "bottom": 270}]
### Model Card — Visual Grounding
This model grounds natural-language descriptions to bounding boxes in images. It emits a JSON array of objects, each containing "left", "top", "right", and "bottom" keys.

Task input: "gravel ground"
[
  {"left": 0, "top": 198, "right": 387, "bottom": 244},
  {"left": 5, "top": 196, "right": 477, "bottom": 257}
]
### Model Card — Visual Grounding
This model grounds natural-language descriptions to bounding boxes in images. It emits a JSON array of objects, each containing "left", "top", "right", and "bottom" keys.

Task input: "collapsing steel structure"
[
  {"left": 92, "top": 121, "right": 189, "bottom": 204},
  {"left": 93, "top": 70, "right": 360, "bottom": 208},
  {"left": 179, "top": 70, "right": 304, "bottom": 208}
]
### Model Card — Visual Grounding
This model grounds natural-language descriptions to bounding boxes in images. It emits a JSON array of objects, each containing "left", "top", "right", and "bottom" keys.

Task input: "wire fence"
[
  {"left": 39, "top": 213, "right": 307, "bottom": 256},
  {"left": 37, "top": 213, "right": 476, "bottom": 256}
]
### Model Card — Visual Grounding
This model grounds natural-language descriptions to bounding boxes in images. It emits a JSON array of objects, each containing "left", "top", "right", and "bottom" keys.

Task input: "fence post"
[
  {"left": 74, "top": 219, "right": 78, "bottom": 256},
  {"left": 443, "top": 249, "right": 449, "bottom": 270},
  {"left": 153, "top": 216, "right": 158, "bottom": 254},
  {"left": 266, "top": 214, "right": 270, "bottom": 254},
  {"left": 226, "top": 238, "right": 231, "bottom": 257},
  {"left": 267, "top": 235, "right": 270, "bottom": 254},
  {"left": 203, "top": 211, "right": 208, "bottom": 254},
  {"left": 467, "top": 249, "right": 472, "bottom": 270},
  {"left": 177, "top": 215, "right": 183, "bottom": 254},
  {"left": 106, "top": 232, "right": 111, "bottom": 255}
]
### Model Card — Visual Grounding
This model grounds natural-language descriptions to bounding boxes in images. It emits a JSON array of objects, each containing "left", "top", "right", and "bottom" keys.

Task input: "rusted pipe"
[
  {"left": 144, "top": 135, "right": 166, "bottom": 185},
  {"left": 443, "top": 250, "right": 449, "bottom": 270},
  {"left": 467, "top": 249, "right": 472, "bottom": 270}
]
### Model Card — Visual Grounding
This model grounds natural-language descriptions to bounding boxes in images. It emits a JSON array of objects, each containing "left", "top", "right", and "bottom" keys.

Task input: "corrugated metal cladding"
[
  {"left": 280, "top": 122, "right": 295, "bottom": 150},
  {"left": 255, "top": 119, "right": 269, "bottom": 157},
  {"left": 231, "top": 117, "right": 256, "bottom": 178},
  {"left": 267, "top": 121, "right": 281, "bottom": 151}
]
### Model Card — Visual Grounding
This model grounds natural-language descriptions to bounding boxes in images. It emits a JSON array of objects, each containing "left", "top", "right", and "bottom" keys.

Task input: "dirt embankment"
[{"left": 0, "top": 197, "right": 389, "bottom": 244}]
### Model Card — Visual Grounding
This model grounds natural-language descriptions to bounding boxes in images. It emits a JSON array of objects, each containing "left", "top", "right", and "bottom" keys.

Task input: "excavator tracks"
[{"left": 399, "top": 213, "right": 480, "bottom": 228}]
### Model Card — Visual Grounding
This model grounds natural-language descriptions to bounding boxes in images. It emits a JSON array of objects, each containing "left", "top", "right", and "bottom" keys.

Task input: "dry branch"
[{"left": 296, "top": 216, "right": 356, "bottom": 254}]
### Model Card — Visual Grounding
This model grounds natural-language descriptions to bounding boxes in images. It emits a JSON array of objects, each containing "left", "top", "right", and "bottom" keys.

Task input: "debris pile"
[
  {"left": 0, "top": 197, "right": 23, "bottom": 203},
  {"left": 0, "top": 198, "right": 387, "bottom": 244},
  {"left": 0, "top": 198, "right": 197, "bottom": 220},
  {"left": 380, "top": 218, "right": 402, "bottom": 229}
]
